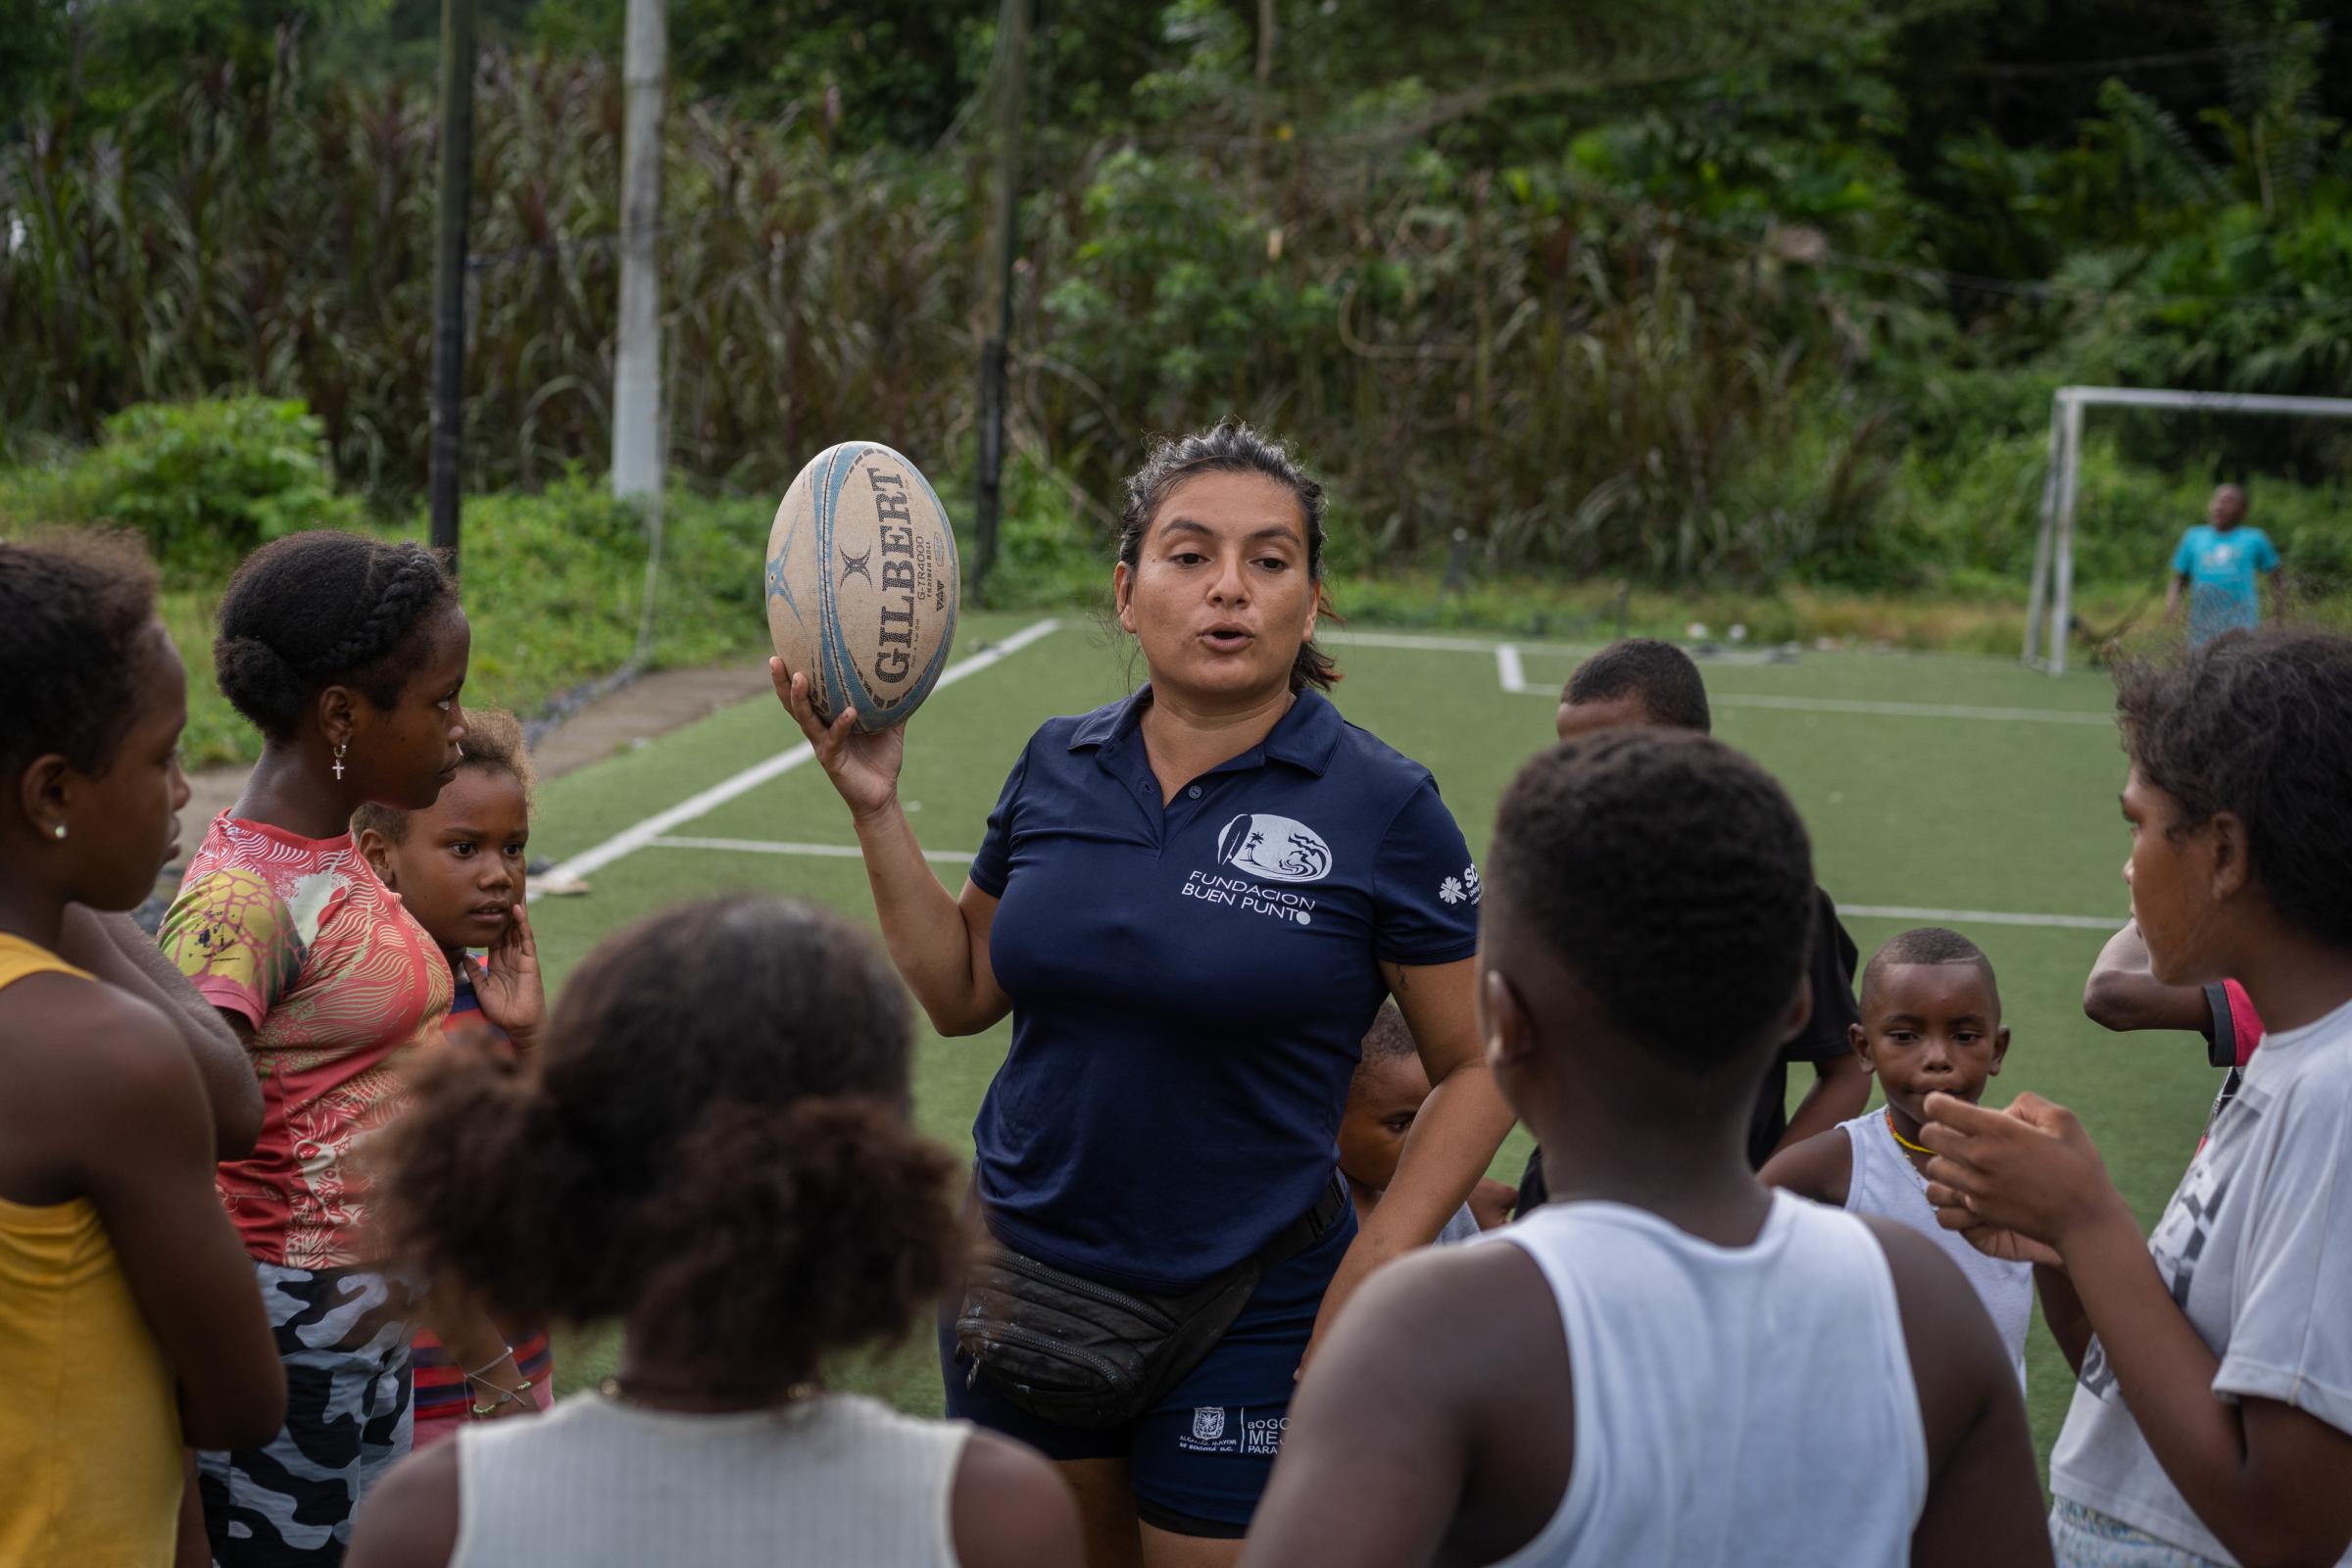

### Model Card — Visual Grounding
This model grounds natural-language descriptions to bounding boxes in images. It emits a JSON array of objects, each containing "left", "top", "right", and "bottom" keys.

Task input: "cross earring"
[{"left": 333, "top": 741, "right": 348, "bottom": 781}]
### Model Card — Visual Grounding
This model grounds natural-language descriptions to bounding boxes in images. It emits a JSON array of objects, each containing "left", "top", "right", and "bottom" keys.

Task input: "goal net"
[{"left": 2023, "top": 386, "right": 2352, "bottom": 674}]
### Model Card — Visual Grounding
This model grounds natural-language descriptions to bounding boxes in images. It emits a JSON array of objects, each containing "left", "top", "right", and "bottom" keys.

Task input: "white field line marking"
[
  {"left": 1703, "top": 693, "right": 2110, "bottom": 726},
  {"left": 1476, "top": 632, "right": 2111, "bottom": 725},
  {"left": 544, "top": 617, "right": 1061, "bottom": 882},
  {"left": 1840, "top": 904, "right": 2122, "bottom": 932},
  {"left": 1495, "top": 644, "right": 1528, "bottom": 694},
  {"left": 1329, "top": 626, "right": 1794, "bottom": 664},
  {"left": 1326, "top": 629, "right": 1554, "bottom": 654},
  {"left": 656, "top": 836, "right": 972, "bottom": 865},
  {"left": 1498, "top": 676, "right": 2112, "bottom": 726},
  {"left": 643, "top": 838, "right": 2126, "bottom": 933}
]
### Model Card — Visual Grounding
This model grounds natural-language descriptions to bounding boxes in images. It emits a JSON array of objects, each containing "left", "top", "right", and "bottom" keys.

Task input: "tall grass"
[
  {"left": 7, "top": 49, "right": 2273, "bottom": 591},
  {"left": 2, "top": 59, "right": 977, "bottom": 505}
]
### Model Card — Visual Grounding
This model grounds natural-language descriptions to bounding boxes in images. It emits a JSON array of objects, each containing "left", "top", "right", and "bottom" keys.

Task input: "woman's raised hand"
[{"left": 770, "top": 658, "right": 906, "bottom": 823}]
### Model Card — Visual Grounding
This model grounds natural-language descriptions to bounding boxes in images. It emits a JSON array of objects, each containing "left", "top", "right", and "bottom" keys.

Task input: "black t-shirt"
[
  {"left": 1515, "top": 886, "right": 1861, "bottom": 1214},
  {"left": 1744, "top": 887, "right": 1861, "bottom": 1170}
]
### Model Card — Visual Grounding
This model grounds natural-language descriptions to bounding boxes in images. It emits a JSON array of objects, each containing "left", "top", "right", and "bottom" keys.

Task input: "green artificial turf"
[{"left": 526, "top": 615, "right": 2208, "bottom": 1475}]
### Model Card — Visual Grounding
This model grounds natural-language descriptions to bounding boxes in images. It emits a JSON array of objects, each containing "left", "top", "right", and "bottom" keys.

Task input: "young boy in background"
[
  {"left": 1341, "top": 1001, "right": 1516, "bottom": 1243},
  {"left": 2166, "top": 483, "right": 2279, "bottom": 646},
  {"left": 1516, "top": 639, "right": 1867, "bottom": 1213},
  {"left": 1762, "top": 927, "right": 2031, "bottom": 1384},
  {"left": 1243, "top": 730, "right": 2047, "bottom": 1568}
]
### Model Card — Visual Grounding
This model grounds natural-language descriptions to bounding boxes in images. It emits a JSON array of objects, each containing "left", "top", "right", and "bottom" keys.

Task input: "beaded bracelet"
[{"left": 469, "top": 1376, "right": 534, "bottom": 1418}]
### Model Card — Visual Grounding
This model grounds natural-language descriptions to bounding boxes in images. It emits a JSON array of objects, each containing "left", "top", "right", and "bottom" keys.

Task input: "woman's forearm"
[
  {"left": 1299, "top": 1058, "right": 1515, "bottom": 1368},
  {"left": 852, "top": 801, "right": 1004, "bottom": 1036},
  {"left": 1360, "top": 1059, "right": 1516, "bottom": 1254}
]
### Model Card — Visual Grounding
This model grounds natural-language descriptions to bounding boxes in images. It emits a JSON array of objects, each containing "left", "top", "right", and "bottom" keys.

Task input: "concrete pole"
[
  {"left": 612, "top": 0, "right": 665, "bottom": 499},
  {"left": 428, "top": 0, "right": 475, "bottom": 566},
  {"left": 971, "top": 0, "right": 1029, "bottom": 601}
]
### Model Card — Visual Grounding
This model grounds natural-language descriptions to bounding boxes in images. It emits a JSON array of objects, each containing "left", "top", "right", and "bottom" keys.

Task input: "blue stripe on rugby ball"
[{"left": 817, "top": 442, "right": 865, "bottom": 723}]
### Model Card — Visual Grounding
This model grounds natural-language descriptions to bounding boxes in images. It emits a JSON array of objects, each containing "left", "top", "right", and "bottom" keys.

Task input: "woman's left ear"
[{"left": 1112, "top": 561, "right": 1138, "bottom": 635}]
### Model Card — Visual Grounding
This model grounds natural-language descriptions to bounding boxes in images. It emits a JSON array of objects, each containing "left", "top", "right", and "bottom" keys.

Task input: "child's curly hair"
[
  {"left": 2116, "top": 627, "right": 2352, "bottom": 950},
  {"left": 370, "top": 897, "right": 958, "bottom": 1395}
]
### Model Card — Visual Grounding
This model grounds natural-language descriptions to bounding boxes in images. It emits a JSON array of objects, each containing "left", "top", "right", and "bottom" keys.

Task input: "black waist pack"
[{"left": 954, "top": 1174, "right": 1348, "bottom": 1429}]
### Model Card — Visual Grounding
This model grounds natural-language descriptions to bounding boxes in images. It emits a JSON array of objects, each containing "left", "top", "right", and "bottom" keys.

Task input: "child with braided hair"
[{"left": 157, "top": 530, "right": 515, "bottom": 1565}]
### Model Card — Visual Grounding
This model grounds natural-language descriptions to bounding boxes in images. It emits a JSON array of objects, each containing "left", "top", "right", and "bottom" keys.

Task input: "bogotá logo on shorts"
[
  {"left": 1192, "top": 1407, "right": 1227, "bottom": 1443},
  {"left": 1216, "top": 813, "right": 1333, "bottom": 884}
]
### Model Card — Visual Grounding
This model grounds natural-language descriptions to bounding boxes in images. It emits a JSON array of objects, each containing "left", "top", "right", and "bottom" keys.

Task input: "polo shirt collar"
[{"left": 1068, "top": 685, "right": 1343, "bottom": 777}]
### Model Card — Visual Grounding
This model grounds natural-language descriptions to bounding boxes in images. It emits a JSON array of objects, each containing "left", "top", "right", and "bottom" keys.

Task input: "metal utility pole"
[
  {"left": 612, "top": 0, "right": 665, "bottom": 499},
  {"left": 428, "top": 0, "right": 476, "bottom": 568},
  {"left": 971, "top": 0, "right": 1029, "bottom": 601}
]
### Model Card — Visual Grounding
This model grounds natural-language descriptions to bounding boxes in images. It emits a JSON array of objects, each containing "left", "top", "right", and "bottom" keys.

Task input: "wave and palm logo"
[{"left": 1216, "top": 813, "right": 1333, "bottom": 883}]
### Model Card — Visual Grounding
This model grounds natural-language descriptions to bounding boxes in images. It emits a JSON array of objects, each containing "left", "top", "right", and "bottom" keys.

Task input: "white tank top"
[
  {"left": 1483, "top": 1193, "right": 1927, "bottom": 1568},
  {"left": 1840, "top": 1109, "right": 2032, "bottom": 1387},
  {"left": 451, "top": 1391, "right": 970, "bottom": 1567}
]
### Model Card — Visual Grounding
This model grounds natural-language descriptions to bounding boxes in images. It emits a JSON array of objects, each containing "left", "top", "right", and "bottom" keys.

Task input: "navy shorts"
[{"left": 941, "top": 1200, "right": 1356, "bottom": 1537}]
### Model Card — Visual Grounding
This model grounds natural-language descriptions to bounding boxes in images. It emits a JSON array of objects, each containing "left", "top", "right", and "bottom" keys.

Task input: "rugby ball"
[{"left": 763, "top": 441, "right": 960, "bottom": 732}]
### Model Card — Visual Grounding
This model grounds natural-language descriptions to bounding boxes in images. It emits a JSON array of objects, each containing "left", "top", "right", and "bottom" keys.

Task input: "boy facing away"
[
  {"left": 1762, "top": 927, "right": 2032, "bottom": 1385},
  {"left": 1243, "top": 730, "right": 2047, "bottom": 1568},
  {"left": 1514, "top": 639, "right": 1866, "bottom": 1216}
]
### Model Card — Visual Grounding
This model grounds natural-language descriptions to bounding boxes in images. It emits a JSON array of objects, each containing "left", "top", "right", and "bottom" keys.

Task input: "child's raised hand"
[
  {"left": 466, "top": 901, "right": 545, "bottom": 1058},
  {"left": 1922, "top": 1177, "right": 2066, "bottom": 1268},
  {"left": 1919, "top": 1091, "right": 2129, "bottom": 1261}
]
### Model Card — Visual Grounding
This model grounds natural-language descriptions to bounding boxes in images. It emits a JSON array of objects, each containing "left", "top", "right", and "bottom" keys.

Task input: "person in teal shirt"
[{"left": 2167, "top": 484, "right": 2279, "bottom": 644}]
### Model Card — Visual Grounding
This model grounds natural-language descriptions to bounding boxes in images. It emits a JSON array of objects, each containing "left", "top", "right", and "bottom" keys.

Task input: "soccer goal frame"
[{"left": 2022, "top": 385, "right": 2352, "bottom": 675}]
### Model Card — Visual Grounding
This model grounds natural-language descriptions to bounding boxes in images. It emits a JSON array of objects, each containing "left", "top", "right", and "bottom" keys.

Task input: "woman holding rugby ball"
[{"left": 772, "top": 419, "right": 1510, "bottom": 1567}]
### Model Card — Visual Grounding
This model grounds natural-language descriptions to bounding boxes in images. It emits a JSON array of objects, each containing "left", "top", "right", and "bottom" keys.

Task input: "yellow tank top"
[{"left": 0, "top": 933, "right": 183, "bottom": 1568}]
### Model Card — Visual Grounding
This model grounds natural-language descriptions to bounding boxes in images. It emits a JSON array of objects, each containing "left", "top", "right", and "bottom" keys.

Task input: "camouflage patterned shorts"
[{"left": 197, "top": 1262, "right": 416, "bottom": 1567}]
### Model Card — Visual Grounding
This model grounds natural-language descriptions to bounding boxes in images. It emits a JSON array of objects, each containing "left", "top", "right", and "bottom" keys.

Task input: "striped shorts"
[{"left": 197, "top": 1262, "right": 416, "bottom": 1567}]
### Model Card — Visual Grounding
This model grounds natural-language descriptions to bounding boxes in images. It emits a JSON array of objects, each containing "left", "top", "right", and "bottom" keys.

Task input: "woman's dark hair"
[
  {"left": 373, "top": 897, "right": 958, "bottom": 1396},
  {"left": 1491, "top": 728, "right": 1816, "bottom": 1070},
  {"left": 215, "top": 531, "right": 458, "bottom": 740},
  {"left": 1116, "top": 418, "right": 1339, "bottom": 694},
  {"left": 0, "top": 533, "right": 165, "bottom": 780},
  {"left": 2116, "top": 627, "right": 2352, "bottom": 949},
  {"left": 351, "top": 709, "right": 535, "bottom": 845}
]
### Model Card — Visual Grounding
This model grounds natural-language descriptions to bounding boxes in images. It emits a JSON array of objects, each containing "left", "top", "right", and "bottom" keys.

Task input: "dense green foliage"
[
  {"left": 1, "top": 0, "right": 2345, "bottom": 594},
  {"left": 1, "top": 444, "right": 771, "bottom": 765},
  {"left": 15, "top": 397, "right": 365, "bottom": 569}
]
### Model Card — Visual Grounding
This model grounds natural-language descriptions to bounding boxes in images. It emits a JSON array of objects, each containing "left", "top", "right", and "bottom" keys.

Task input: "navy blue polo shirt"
[{"left": 968, "top": 685, "right": 1482, "bottom": 1294}]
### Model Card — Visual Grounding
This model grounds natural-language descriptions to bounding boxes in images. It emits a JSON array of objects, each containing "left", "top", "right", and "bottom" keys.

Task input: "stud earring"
[
  {"left": 332, "top": 741, "right": 348, "bottom": 782},
  {"left": 51, "top": 824, "right": 67, "bottom": 841}
]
